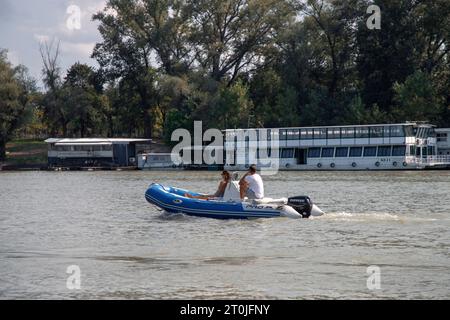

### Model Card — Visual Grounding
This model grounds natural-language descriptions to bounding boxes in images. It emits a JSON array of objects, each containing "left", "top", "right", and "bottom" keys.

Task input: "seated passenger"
[
  {"left": 239, "top": 164, "right": 264, "bottom": 200},
  {"left": 185, "top": 171, "right": 231, "bottom": 199}
]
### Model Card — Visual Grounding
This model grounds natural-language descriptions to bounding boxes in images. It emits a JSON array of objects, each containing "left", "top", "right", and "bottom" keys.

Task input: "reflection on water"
[{"left": 0, "top": 170, "right": 449, "bottom": 299}]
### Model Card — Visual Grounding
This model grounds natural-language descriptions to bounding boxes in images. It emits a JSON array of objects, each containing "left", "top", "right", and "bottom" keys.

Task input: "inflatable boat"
[{"left": 145, "top": 181, "right": 324, "bottom": 220}]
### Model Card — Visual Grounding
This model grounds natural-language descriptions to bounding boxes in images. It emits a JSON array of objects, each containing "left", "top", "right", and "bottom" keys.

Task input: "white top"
[{"left": 245, "top": 173, "right": 264, "bottom": 199}]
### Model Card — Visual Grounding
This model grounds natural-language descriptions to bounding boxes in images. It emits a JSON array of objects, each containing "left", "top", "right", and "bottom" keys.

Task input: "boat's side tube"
[{"left": 279, "top": 205, "right": 303, "bottom": 219}]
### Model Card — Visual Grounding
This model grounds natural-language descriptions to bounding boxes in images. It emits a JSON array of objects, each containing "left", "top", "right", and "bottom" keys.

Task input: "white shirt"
[{"left": 245, "top": 173, "right": 264, "bottom": 199}]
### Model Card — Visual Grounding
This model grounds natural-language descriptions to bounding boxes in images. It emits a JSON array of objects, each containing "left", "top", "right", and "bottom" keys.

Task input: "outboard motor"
[{"left": 287, "top": 196, "right": 313, "bottom": 218}]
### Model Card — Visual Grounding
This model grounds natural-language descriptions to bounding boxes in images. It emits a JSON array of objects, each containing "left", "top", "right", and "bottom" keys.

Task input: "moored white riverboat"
[{"left": 224, "top": 123, "right": 450, "bottom": 171}]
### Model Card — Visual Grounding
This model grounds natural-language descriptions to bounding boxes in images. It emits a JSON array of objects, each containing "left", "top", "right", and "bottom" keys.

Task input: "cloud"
[
  {"left": 61, "top": 41, "right": 96, "bottom": 58},
  {"left": 0, "top": 0, "right": 107, "bottom": 88}
]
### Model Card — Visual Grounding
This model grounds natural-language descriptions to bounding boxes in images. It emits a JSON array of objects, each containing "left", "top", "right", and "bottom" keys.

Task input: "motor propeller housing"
[{"left": 287, "top": 196, "right": 313, "bottom": 218}]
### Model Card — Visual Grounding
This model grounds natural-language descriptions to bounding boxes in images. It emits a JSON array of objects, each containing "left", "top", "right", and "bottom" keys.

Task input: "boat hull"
[{"left": 145, "top": 183, "right": 286, "bottom": 219}]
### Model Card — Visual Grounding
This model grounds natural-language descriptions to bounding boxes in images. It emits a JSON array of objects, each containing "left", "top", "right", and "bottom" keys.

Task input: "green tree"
[
  {"left": 210, "top": 81, "right": 253, "bottom": 129},
  {"left": 0, "top": 49, "right": 36, "bottom": 161},
  {"left": 392, "top": 71, "right": 443, "bottom": 122},
  {"left": 63, "top": 63, "right": 108, "bottom": 138}
]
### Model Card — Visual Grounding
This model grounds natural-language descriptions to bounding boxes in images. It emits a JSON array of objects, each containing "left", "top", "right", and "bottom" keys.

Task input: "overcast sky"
[{"left": 0, "top": 0, "right": 106, "bottom": 88}]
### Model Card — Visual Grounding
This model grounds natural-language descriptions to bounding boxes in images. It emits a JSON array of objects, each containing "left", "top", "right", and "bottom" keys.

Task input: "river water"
[{"left": 0, "top": 170, "right": 449, "bottom": 299}]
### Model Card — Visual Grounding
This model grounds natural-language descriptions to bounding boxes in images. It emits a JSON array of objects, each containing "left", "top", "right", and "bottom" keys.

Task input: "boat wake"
[{"left": 314, "top": 211, "right": 440, "bottom": 222}]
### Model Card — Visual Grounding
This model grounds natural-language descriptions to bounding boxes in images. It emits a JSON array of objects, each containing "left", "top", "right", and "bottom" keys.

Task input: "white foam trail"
[{"left": 314, "top": 211, "right": 441, "bottom": 222}]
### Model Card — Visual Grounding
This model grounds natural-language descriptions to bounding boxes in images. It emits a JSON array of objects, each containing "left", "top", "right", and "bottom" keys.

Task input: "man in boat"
[
  {"left": 239, "top": 164, "right": 264, "bottom": 200},
  {"left": 185, "top": 171, "right": 231, "bottom": 199}
]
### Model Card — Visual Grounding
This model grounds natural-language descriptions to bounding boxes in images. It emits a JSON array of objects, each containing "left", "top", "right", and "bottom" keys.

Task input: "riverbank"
[{"left": 0, "top": 139, "right": 48, "bottom": 170}]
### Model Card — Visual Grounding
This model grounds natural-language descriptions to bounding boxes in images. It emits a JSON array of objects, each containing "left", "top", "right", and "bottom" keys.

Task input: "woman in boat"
[{"left": 185, "top": 171, "right": 231, "bottom": 199}]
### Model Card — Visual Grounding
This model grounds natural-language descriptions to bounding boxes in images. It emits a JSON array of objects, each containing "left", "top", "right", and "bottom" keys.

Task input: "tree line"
[{"left": 1, "top": 0, "right": 449, "bottom": 160}]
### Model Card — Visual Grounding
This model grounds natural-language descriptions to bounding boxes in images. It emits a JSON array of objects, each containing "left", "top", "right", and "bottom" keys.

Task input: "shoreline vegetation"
[{"left": 1, "top": 139, "right": 48, "bottom": 170}]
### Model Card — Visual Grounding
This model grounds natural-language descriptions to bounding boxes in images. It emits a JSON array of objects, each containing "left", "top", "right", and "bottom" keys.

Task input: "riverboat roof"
[
  {"left": 223, "top": 122, "right": 435, "bottom": 131},
  {"left": 45, "top": 138, "right": 151, "bottom": 144}
]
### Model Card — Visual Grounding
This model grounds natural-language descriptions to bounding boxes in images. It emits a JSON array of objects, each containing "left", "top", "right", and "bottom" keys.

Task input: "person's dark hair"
[
  {"left": 249, "top": 164, "right": 257, "bottom": 173},
  {"left": 221, "top": 170, "right": 231, "bottom": 182}
]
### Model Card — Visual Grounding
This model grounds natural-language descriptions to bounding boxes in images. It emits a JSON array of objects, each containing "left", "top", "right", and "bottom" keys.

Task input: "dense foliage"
[{"left": 1, "top": 0, "right": 449, "bottom": 150}]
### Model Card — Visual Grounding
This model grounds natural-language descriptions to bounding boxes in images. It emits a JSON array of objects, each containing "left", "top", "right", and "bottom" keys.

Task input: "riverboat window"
[
  {"left": 363, "top": 146, "right": 377, "bottom": 157},
  {"left": 303, "top": 129, "right": 313, "bottom": 139},
  {"left": 392, "top": 145, "right": 406, "bottom": 156},
  {"left": 299, "top": 129, "right": 306, "bottom": 140},
  {"left": 287, "top": 129, "right": 299, "bottom": 140},
  {"left": 321, "top": 147, "right": 334, "bottom": 158},
  {"left": 349, "top": 147, "right": 363, "bottom": 157},
  {"left": 279, "top": 129, "right": 287, "bottom": 141},
  {"left": 355, "top": 127, "right": 369, "bottom": 138},
  {"left": 314, "top": 128, "right": 327, "bottom": 139},
  {"left": 370, "top": 126, "right": 383, "bottom": 138},
  {"left": 335, "top": 147, "right": 348, "bottom": 157},
  {"left": 244, "top": 130, "right": 257, "bottom": 141},
  {"left": 415, "top": 127, "right": 426, "bottom": 139},
  {"left": 280, "top": 148, "right": 294, "bottom": 158},
  {"left": 271, "top": 130, "right": 279, "bottom": 141},
  {"left": 428, "top": 146, "right": 435, "bottom": 156},
  {"left": 225, "top": 131, "right": 237, "bottom": 143},
  {"left": 327, "top": 128, "right": 340, "bottom": 139},
  {"left": 377, "top": 146, "right": 392, "bottom": 157},
  {"left": 437, "top": 133, "right": 448, "bottom": 142},
  {"left": 308, "top": 147, "right": 321, "bottom": 158},
  {"left": 56, "top": 145, "right": 73, "bottom": 151},
  {"left": 390, "top": 126, "right": 404, "bottom": 137},
  {"left": 404, "top": 126, "right": 414, "bottom": 137},
  {"left": 341, "top": 127, "right": 355, "bottom": 139},
  {"left": 266, "top": 129, "right": 271, "bottom": 141},
  {"left": 384, "top": 126, "right": 390, "bottom": 138}
]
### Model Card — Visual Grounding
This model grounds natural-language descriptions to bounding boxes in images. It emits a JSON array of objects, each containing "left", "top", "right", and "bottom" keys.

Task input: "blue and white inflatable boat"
[{"left": 145, "top": 181, "right": 324, "bottom": 220}]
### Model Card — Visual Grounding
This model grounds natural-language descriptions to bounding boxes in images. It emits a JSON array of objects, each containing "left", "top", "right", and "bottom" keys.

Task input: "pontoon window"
[
  {"left": 355, "top": 127, "right": 369, "bottom": 138},
  {"left": 341, "top": 127, "right": 355, "bottom": 139},
  {"left": 370, "top": 126, "right": 383, "bottom": 138},
  {"left": 377, "top": 146, "right": 392, "bottom": 157},
  {"left": 363, "top": 146, "right": 377, "bottom": 157},
  {"left": 314, "top": 128, "right": 327, "bottom": 139},
  {"left": 392, "top": 145, "right": 406, "bottom": 156},
  {"left": 327, "top": 128, "right": 340, "bottom": 139},
  {"left": 335, "top": 147, "right": 348, "bottom": 157},
  {"left": 287, "top": 129, "right": 299, "bottom": 140},
  {"left": 308, "top": 148, "right": 321, "bottom": 158},
  {"left": 349, "top": 147, "right": 363, "bottom": 157},
  {"left": 321, "top": 147, "right": 334, "bottom": 158}
]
